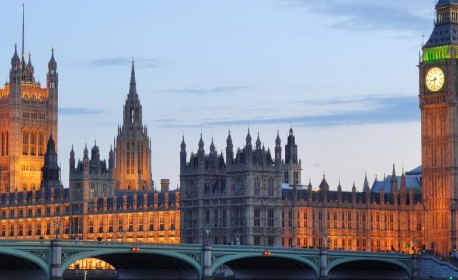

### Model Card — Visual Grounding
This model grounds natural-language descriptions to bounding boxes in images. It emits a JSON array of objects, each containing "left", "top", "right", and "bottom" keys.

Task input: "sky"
[{"left": 0, "top": 0, "right": 437, "bottom": 191}]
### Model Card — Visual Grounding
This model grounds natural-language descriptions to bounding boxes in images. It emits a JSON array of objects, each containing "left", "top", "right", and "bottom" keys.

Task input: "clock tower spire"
[{"left": 420, "top": 0, "right": 458, "bottom": 256}]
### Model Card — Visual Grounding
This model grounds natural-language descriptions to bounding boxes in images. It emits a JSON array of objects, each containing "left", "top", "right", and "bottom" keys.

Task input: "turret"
[
  {"left": 70, "top": 145, "right": 75, "bottom": 172},
  {"left": 41, "top": 135, "right": 62, "bottom": 190},
  {"left": 390, "top": 164, "right": 398, "bottom": 193},
  {"left": 108, "top": 145, "right": 114, "bottom": 171},
  {"left": 10, "top": 44, "right": 21, "bottom": 83},
  {"left": 226, "top": 131, "right": 233, "bottom": 166},
  {"left": 210, "top": 137, "right": 216, "bottom": 155},
  {"left": 255, "top": 133, "right": 261, "bottom": 150},
  {"left": 245, "top": 128, "right": 252, "bottom": 152},
  {"left": 83, "top": 144, "right": 89, "bottom": 170},
  {"left": 180, "top": 136, "right": 187, "bottom": 168},
  {"left": 285, "top": 127, "right": 298, "bottom": 164},
  {"left": 275, "top": 130, "right": 281, "bottom": 164},
  {"left": 363, "top": 173, "right": 370, "bottom": 192}
]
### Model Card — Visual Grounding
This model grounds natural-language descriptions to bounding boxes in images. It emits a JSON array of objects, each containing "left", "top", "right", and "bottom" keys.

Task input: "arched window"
[
  {"left": 22, "top": 130, "right": 29, "bottom": 155},
  {"left": 235, "top": 178, "right": 242, "bottom": 195},
  {"left": 89, "top": 185, "right": 95, "bottom": 199},
  {"left": 254, "top": 177, "right": 261, "bottom": 196},
  {"left": 268, "top": 177, "right": 274, "bottom": 196},
  {"left": 38, "top": 132, "right": 44, "bottom": 156},
  {"left": 30, "top": 131, "right": 36, "bottom": 156}
]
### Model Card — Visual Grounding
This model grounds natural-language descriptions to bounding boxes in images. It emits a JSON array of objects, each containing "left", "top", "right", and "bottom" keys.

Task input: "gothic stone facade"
[
  {"left": 180, "top": 129, "right": 300, "bottom": 246},
  {"left": 0, "top": 46, "right": 58, "bottom": 192}
]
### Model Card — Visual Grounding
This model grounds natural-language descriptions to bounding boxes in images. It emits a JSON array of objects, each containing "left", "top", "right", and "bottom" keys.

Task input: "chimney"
[{"left": 160, "top": 179, "right": 170, "bottom": 193}]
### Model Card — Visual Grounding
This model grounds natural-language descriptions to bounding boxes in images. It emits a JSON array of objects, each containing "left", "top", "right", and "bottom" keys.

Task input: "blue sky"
[{"left": 0, "top": 0, "right": 435, "bottom": 190}]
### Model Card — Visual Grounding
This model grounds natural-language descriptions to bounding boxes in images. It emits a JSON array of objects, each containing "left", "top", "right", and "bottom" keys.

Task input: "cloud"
[
  {"left": 155, "top": 86, "right": 247, "bottom": 96},
  {"left": 90, "top": 57, "right": 162, "bottom": 68},
  {"left": 154, "top": 95, "right": 419, "bottom": 128},
  {"left": 282, "top": 0, "right": 430, "bottom": 32},
  {"left": 60, "top": 107, "right": 103, "bottom": 115},
  {"left": 205, "top": 95, "right": 418, "bottom": 127}
]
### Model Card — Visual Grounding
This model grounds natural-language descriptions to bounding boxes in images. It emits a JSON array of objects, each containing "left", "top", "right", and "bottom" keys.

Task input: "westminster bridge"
[{"left": 0, "top": 239, "right": 447, "bottom": 280}]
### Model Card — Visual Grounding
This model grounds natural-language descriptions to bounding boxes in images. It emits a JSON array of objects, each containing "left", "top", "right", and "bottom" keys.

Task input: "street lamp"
[
  {"left": 54, "top": 218, "right": 62, "bottom": 240},
  {"left": 321, "top": 230, "right": 327, "bottom": 249},
  {"left": 119, "top": 226, "right": 125, "bottom": 242},
  {"left": 204, "top": 223, "right": 211, "bottom": 245}
]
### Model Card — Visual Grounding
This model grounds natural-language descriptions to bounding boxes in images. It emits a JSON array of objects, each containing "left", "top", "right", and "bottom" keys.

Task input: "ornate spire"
[
  {"left": 246, "top": 128, "right": 252, "bottom": 145},
  {"left": 41, "top": 135, "right": 61, "bottom": 189},
  {"left": 363, "top": 172, "right": 370, "bottom": 192},
  {"left": 226, "top": 130, "right": 233, "bottom": 147},
  {"left": 11, "top": 44, "right": 20, "bottom": 67},
  {"left": 210, "top": 137, "right": 216, "bottom": 153},
  {"left": 198, "top": 133, "right": 204, "bottom": 152},
  {"left": 275, "top": 130, "right": 281, "bottom": 147},
  {"left": 48, "top": 48, "right": 57, "bottom": 71},
  {"left": 129, "top": 59, "right": 137, "bottom": 96},
  {"left": 255, "top": 133, "right": 261, "bottom": 149},
  {"left": 181, "top": 135, "right": 186, "bottom": 152}
]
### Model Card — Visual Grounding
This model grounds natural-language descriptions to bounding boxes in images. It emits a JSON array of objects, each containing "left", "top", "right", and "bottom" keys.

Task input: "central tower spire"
[{"left": 114, "top": 62, "right": 152, "bottom": 191}]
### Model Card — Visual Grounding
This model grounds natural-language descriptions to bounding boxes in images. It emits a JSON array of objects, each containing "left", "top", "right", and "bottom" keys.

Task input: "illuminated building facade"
[
  {"left": 282, "top": 172, "right": 423, "bottom": 252},
  {"left": 0, "top": 46, "right": 58, "bottom": 193},
  {"left": 181, "top": 131, "right": 425, "bottom": 253},
  {"left": 0, "top": 61, "right": 179, "bottom": 244},
  {"left": 0, "top": 0, "right": 456, "bottom": 260}
]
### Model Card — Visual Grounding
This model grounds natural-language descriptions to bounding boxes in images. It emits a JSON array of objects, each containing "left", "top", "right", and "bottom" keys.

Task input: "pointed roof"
[
  {"left": 437, "top": 0, "right": 458, "bottom": 7},
  {"left": 363, "top": 173, "right": 370, "bottom": 192},
  {"left": 255, "top": 133, "right": 261, "bottom": 149},
  {"left": 48, "top": 48, "right": 57, "bottom": 70},
  {"left": 210, "top": 137, "right": 216, "bottom": 152},
  {"left": 129, "top": 60, "right": 137, "bottom": 96},
  {"left": 319, "top": 175, "right": 329, "bottom": 190},
  {"left": 275, "top": 130, "right": 281, "bottom": 146},
  {"left": 181, "top": 135, "right": 186, "bottom": 150},
  {"left": 424, "top": 0, "right": 458, "bottom": 48},
  {"left": 11, "top": 44, "right": 20, "bottom": 66},
  {"left": 70, "top": 144, "right": 75, "bottom": 157},
  {"left": 246, "top": 128, "right": 252, "bottom": 143},
  {"left": 198, "top": 133, "right": 204, "bottom": 151},
  {"left": 226, "top": 130, "right": 233, "bottom": 147}
]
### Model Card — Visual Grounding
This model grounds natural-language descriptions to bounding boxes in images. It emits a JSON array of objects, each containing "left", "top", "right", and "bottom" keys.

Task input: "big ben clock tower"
[{"left": 420, "top": 0, "right": 458, "bottom": 256}]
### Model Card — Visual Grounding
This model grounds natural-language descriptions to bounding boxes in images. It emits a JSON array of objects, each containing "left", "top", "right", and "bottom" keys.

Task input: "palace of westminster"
[{"left": 0, "top": 0, "right": 458, "bottom": 265}]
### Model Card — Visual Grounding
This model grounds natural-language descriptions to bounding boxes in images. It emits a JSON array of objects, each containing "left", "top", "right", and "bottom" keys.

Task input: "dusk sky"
[{"left": 0, "top": 0, "right": 435, "bottom": 191}]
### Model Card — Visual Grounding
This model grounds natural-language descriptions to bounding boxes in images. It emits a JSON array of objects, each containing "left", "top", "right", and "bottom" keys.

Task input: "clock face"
[{"left": 425, "top": 67, "right": 445, "bottom": 92}]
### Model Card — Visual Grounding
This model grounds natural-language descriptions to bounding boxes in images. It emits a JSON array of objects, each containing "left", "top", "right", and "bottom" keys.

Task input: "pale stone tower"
[
  {"left": 0, "top": 45, "right": 58, "bottom": 193},
  {"left": 419, "top": 0, "right": 458, "bottom": 255},
  {"left": 69, "top": 143, "right": 114, "bottom": 202},
  {"left": 180, "top": 130, "right": 283, "bottom": 246},
  {"left": 114, "top": 62, "right": 152, "bottom": 190}
]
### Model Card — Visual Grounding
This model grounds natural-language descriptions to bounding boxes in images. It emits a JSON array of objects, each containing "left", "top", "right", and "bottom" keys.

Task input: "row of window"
[
  {"left": 282, "top": 210, "right": 421, "bottom": 231},
  {"left": 22, "top": 111, "right": 45, "bottom": 120},
  {"left": 22, "top": 130, "right": 45, "bottom": 156}
]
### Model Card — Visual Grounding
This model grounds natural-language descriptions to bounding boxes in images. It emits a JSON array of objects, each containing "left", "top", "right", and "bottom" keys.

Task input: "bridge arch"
[
  {"left": 61, "top": 248, "right": 202, "bottom": 279},
  {"left": 212, "top": 253, "right": 319, "bottom": 279},
  {"left": 327, "top": 257, "right": 411, "bottom": 279},
  {"left": 0, "top": 248, "right": 49, "bottom": 279}
]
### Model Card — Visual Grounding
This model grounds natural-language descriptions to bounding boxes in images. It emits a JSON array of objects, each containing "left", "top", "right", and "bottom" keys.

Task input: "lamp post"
[
  {"left": 321, "top": 230, "right": 327, "bottom": 250},
  {"left": 119, "top": 226, "right": 125, "bottom": 242},
  {"left": 204, "top": 223, "right": 211, "bottom": 245},
  {"left": 54, "top": 218, "right": 62, "bottom": 240}
]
